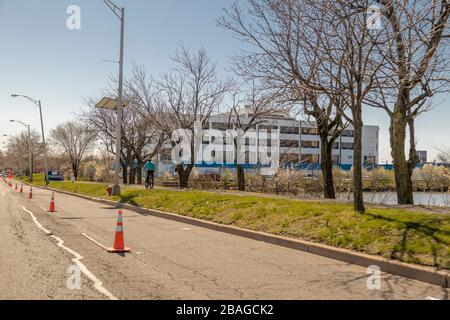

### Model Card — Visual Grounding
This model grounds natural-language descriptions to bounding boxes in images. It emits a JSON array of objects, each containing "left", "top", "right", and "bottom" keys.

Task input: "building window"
[
  {"left": 301, "top": 140, "right": 320, "bottom": 149},
  {"left": 301, "top": 127, "right": 319, "bottom": 135},
  {"left": 211, "top": 122, "right": 229, "bottom": 131},
  {"left": 364, "top": 156, "right": 376, "bottom": 166},
  {"left": 159, "top": 149, "right": 172, "bottom": 161},
  {"left": 341, "top": 142, "right": 354, "bottom": 150},
  {"left": 258, "top": 139, "right": 272, "bottom": 147},
  {"left": 280, "top": 126, "right": 299, "bottom": 134},
  {"left": 332, "top": 155, "right": 340, "bottom": 164},
  {"left": 333, "top": 142, "right": 339, "bottom": 149},
  {"left": 280, "top": 153, "right": 299, "bottom": 164},
  {"left": 280, "top": 140, "right": 299, "bottom": 148},
  {"left": 300, "top": 154, "right": 320, "bottom": 163},
  {"left": 341, "top": 130, "right": 354, "bottom": 137},
  {"left": 259, "top": 125, "right": 278, "bottom": 133}
]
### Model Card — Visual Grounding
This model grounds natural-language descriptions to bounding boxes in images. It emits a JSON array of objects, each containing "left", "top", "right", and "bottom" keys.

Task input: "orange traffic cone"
[
  {"left": 48, "top": 193, "right": 56, "bottom": 212},
  {"left": 20, "top": 184, "right": 23, "bottom": 193},
  {"left": 107, "top": 210, "right": 130, "bottom": 253},
  {"left": 28, "top": 187, "right": 33, "bottom": 200}
]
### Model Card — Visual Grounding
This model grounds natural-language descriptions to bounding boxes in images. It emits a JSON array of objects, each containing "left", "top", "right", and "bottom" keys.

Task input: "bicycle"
[{"left": 145, "top": 170, "right": 154, "bottom": 189}]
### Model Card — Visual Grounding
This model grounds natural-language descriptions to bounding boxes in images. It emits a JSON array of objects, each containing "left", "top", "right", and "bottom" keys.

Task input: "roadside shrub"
[
  {"left": 246, "top": 173, "right": 264, "bottom": 192},
  {"left": 189, "top": 169, "right": 221, "bottom": 189},
  {"left": 82, "top": 161, "right": 97, "bottom": 181},
  {"left": 365, "top": 167, "right": 395, "bottom": 191},
  {"left": 273, "top": 168, "right": 306, "bottom": 196},
  {"left": 94, "top": 164, "right": 112, "bottom": 183},
  {"left": 221, "top": 169, "right": 236, "bottom": 190},
  {"left": 416, "top": 164, "right": 450, "bottom": 191},
  {"left": 333, "top": 167, "right": 351, "bottom": 193}
]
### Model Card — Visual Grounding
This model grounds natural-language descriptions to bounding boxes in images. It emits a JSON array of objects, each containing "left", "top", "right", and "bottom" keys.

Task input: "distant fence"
[{"left": 193, "top": 162, "right": 450, "bottom": 172}]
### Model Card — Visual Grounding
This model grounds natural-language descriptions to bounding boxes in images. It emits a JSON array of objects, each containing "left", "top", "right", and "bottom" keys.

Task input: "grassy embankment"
[{"left": 24, "top": 174, "right": 450, "bottom": 269}]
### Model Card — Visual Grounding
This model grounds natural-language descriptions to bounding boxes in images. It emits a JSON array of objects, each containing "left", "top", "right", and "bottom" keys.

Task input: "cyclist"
[{"left": 144, "top": 159, "right": 155, "bottom": 189}]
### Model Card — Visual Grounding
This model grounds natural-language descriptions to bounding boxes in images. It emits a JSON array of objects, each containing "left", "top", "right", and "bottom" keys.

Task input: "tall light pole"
[
  {"left": 10, "top": 120, "right": 33, "bottom": 182},
  {"left": 11, "top": 94, "right": 49, "bottom": 186},
  {"left": 102, "top": 0, "right": 125, "bottom": 196}
]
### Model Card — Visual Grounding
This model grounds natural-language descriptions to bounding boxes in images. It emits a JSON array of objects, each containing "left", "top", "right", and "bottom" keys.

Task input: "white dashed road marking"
[
  {"left": 81, "top": 233, "right": 108, "bottom": 250},
  {"left": 22, "top": 206, "right": 118, "bottom": 300}
]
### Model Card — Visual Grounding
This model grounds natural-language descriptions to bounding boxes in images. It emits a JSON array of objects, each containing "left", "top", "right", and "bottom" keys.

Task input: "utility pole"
[
  {"left": 103, "top": 0, "right": 125, "bottom": 196},
  {"left": 11, "top": 95, "right": 49, "bottom": 185},
  {"left": 38, "top": 100, "right": 50, "bottom": 186}
]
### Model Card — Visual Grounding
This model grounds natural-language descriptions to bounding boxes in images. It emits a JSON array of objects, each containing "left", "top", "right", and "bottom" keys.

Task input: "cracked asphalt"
[{"left": 0, "top": 180, "right": 448, "bottom": 300}]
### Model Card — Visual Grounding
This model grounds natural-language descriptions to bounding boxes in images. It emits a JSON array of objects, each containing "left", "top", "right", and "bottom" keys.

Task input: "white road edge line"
[
  {"left": 22, "top": 206, "right": 118, "bottom": 300},
  {"left": 81, "top": 233, "right": 108, "bottom": 250}
]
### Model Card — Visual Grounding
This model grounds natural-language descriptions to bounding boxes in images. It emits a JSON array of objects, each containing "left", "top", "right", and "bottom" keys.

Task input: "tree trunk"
[
  {"left": 320, "top": 134, "right": 336, "bottom": 199},
  {"left": 72, "top": 163, "right": 78, "bottom": 181},
  {"left": 407, "top": 116, "right": 419, "bottom": 194},
  {"left": 390, "top": 105, "right": 414, "bottom": 204},
  {"left": 136, "top": 157, "right": 143, "bottom": 185},
  {"left": 121, "top": 163, "right": 128, "bottom": 184},
  {"left": 128, "top": 158, "right": 135, "bottom": 185},
  {"left": 177, "top": 164, "right": 193, "bottom": 189},
  {"left": 353, "top": 119, "right": 365, "bottom": 213},
  {"left": 236, "top": 164, "right": 246, "bottom": 191}
]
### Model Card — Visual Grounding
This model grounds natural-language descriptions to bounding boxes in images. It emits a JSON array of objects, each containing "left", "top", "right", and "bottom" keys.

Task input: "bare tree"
[
  {"left": 157, "top": 47, "right": 233, "bottom": 188},
  {"left": 364, "top": 0, "right": 450, "bottom": 204},
  {"left": 125, "top": 65, "right": 167, "bottom": 184},
  {"left": 225, "top": 84, "right": 279, "bottom": 191},
  {"left": 218, "top": 0, "right": 358, "bottom": 202},
  {"left": 49, "top": 121, "right": 97, "bottom": 181},
  {"left": 81, "top": 96, "right": 132, "bottom": 183},
  {"left": 6, "top": 130, "right": 44, "bottom": 176},
  {"left": 302, "top": 94, "right": 347, "bottom": 199},
  {"left": 82, "top": 65, "right": 166, "bottom": 185},
  {"left": 436, "top": 146, "right": 450, "bottom": 163}
]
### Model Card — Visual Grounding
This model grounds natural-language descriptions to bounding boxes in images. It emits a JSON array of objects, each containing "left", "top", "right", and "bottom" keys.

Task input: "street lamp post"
[
  {"left": 11, "top": 94, "right": 49, "bottom": 186},
  {"left": 103, "top": 0, "right": 125, "bottom": 196},
  {"left": 9, "top": 120, "right": 32, "bottom": 182}
]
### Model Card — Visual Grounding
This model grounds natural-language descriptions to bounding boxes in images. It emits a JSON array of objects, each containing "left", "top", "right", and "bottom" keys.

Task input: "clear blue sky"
[{"left": 0, "top": 0, "right": 448, "bottom": 162}]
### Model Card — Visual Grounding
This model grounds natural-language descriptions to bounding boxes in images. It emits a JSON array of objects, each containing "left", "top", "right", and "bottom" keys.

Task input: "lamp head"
[{"left": 11, "top": 94, "right": 19, "bottom": 98}]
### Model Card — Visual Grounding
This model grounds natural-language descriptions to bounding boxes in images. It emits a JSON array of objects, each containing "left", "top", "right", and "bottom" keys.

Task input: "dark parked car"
[{"left": 47, "top": 170, "right": 64, "bottom": 181}]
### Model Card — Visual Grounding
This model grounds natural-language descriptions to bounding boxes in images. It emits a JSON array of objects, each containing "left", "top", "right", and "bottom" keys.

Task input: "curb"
[{"left": 26, "top": 182, "right": 449, "bottom": 288}]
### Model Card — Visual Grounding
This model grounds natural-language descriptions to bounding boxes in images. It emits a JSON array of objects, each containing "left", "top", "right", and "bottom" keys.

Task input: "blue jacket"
[{"left": 144, "top": 161, "right": 155, "bottom": 171}]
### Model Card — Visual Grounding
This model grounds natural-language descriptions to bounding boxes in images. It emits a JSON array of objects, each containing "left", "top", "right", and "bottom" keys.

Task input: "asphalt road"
[{"left": 0, "top": 180, "right": 448, "bottom": 300}]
